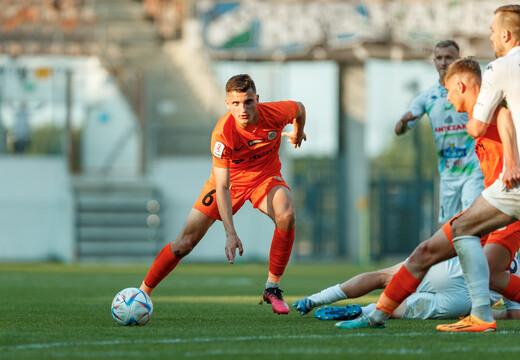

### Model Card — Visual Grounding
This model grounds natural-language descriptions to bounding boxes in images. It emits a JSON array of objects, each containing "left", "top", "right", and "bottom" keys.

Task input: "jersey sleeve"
[
  {"left": 473, "top": 61, "right": 505, "bottom": 124},
  {"left": 406, "top": 92, "right": 427, "bottom": 129},
  {"left": 211, "top": 131, "right": 232, "bottom": 168},
  {"left": 261, "top": 101, "right": 300, "bottom": 128}
]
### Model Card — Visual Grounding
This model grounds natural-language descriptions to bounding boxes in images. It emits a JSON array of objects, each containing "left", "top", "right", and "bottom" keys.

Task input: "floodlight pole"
[{"left": 65, "top": 69, "right": 73, "bottom": 173}]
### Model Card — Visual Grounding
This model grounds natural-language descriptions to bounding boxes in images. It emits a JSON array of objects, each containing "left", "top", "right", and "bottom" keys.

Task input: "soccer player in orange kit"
[{"left": 139, "top": 74, "right": 307, "bottom": 314}]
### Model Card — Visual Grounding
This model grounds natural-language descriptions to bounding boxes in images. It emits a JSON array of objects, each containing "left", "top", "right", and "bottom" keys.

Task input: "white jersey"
[
  {"left": 476, "top": 46, "right": 520, "bottom": 218},
  {"left": 474, "top": 46, "right": 520, "bottom": 157}
]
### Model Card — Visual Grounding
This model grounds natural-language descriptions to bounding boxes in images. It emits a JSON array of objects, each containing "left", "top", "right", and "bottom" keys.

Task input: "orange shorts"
[
  {"left": 442, "top": 212, "right": 520, "bottom": 268},
  {"left": 193, "top": 174, "right": 289, "bottom": 220}
]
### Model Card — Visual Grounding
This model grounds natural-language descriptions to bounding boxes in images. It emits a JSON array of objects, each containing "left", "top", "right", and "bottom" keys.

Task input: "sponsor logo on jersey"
[
  {"left": 268, "top": 131, "right": 277, "bottom": 140},
  {"left": 248, "top": 139, "right": 265, "bottom": 147},
  {"left": 486, "top": 63, "right": 494, "bottom": 71},
  {"left": 213, "top": 141, "right": 225, "bottom": 158},
  {"left": 434, "top": 124, "right": 466, "bottom": 133},
  {"left": 234, "top": 144, "right": 244, "bottom": 151},
  {"left": 231, "top": 139, "right": 280, "bottom": 165},
  {"left": 440, "top": 145, "right": 467, "bottom": 158}
]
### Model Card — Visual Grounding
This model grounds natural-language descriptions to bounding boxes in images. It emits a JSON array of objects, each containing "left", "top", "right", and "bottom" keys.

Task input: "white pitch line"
[{"left": 4, "top": 331, "right": 520, "bottom": 351}]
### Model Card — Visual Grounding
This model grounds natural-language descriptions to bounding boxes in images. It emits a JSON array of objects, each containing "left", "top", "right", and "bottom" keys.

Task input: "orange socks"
[
  {"left": 141, "top": 243, "right": 181, "bottom": 294},
  {"left": 376, "top": 265, "right": 421, "bottom": 316},
  {"left": 267, "top": 227, "right": 295, "bottom": 283},
  {"left": 501, "top": 273, "right": 520, "bottom": 302}
]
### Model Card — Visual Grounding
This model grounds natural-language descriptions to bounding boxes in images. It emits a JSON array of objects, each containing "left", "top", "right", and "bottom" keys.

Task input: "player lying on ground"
[
  {"left": 138, "top": 74, "right": 307, "bottom": 315},
  {"left": 293, "top": 254, "right": 520, "bottom": 321},
  {"left": 334, "top": 58, "right": 520, "bottom": 332}
]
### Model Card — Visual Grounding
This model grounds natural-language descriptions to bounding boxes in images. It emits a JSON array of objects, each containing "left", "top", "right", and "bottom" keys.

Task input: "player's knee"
[
  {"left": 275, "top": 209, "right": 295, "bottom": 229},
  {"left": 408, "top": 242, "right": 436, "bottom": 272},
  {"left": 171, "top": 236, "right": 197, "bottom": 258},
  {"left": 451, "top": 219, "right": 477, "bottom": 238}
]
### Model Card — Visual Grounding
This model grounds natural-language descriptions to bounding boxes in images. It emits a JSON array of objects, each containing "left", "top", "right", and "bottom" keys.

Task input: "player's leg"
[
  {"left": 460, "top": 172, "right": 485, "bottom": 211},
  {"left": 293, "top": 262, "right": 403, "bottom": 316},
  {"left": 485, "top": 225, "right": 520, "bottom": 303},
  {"left": 448, "top": 195, "right": 515, "bottom": 326},
  {"left": 486, "top": 243, "right": 515, "bottom": 293},
  {"left": 140, "top": 182, "right": 225, "bottom": 295},
  {"left": 257, "top": 183, "right": 295, "bottom": 314},
  {"left": 140, "top": 209, "right": 215, "bottom": 295},
  {"left": 336, "top": 227, "right": 455, "bottom": 329},
  {"left": 438, "top": 178, "right": 461, "bottom": 224}
]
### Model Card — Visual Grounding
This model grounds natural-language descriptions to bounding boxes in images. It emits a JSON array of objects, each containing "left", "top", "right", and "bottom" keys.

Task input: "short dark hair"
[
  {"left": 443, "top": 57, "right": 481, "bottom": 83},
  {"left": 495, "top": 5, "right": 520, "bottom": 40},
  {"left": 225, "top": 74, "right": 256, "bottom": 93},
  {"left": 435, "top": 40, "right": 460, "bottom": 53}
]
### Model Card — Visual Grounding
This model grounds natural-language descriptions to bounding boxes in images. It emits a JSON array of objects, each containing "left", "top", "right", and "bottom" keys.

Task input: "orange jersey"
[
  {"left": 209, "top": 101, "right": 299, "bottom": 186},
  {"left": 443, "top": 124, "right": 520, "bottom": 262},
  {"left": 475, "top": 124, "right": 503, "bottom": 188}
]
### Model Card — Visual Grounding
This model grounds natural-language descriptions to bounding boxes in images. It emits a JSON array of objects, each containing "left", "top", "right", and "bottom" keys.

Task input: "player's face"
[
  {"left": 490, "top": 14, "right": 506, "bottom": 58},
  {"left": 225, "top": 88, "right": 259, "bottom": 128},
  {"left": 444, "top": 76, "right": 464, "bottom": 113},
  {"left": 433, "top": 46, "right": 459, "bottom": 82}
]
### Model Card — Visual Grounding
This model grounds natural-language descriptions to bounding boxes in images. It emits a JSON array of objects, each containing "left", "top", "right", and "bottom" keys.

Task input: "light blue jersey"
[
  {"left": 407, "top": 82, "right": 484, "bottom": 222},
  {"left": 408, "top": 82, "right": 483, "bottom": 179}
]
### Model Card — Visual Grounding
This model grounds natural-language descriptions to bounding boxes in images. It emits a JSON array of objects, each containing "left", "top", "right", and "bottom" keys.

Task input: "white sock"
[
  {"left": 368, "top": 308, "right": 390, "bottom": 324},
  {"left": 265, "top": 281, "right": 279, "bottom": 289},
  {"left": 362, "top": 303, "right": 376, "bottom": 315},
  {"left": 307, "top": 284, "right": 346, "bottom": 306},
  {"left": 453, "top": 235, "right": 494, "bottom": 322}
]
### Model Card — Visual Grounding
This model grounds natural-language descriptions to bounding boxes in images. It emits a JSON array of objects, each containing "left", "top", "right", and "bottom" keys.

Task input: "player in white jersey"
[
  {"left": 293, "top": 255, "right": 520, "bottom": 321},
  {"left": 395, "top": 40, "right": 484, "bottom": 223},
  {"left": 437, "top": 4, "right": 520, "bottom": 332}
]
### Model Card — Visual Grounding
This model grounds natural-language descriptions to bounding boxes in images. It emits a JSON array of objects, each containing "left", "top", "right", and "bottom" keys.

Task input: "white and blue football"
[{"left": 111, "top": 287, "right": 153, "bottom": 326}]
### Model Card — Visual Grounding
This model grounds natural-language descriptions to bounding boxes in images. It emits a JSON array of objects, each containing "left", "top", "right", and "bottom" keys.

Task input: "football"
[{"left": 111, "top": 287, "right": 153, "bottom": 326}]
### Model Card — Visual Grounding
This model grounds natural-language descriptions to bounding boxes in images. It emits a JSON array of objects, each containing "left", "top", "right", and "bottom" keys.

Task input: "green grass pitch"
[{"left": 2, "top": 262, "right": 520, "bottom": 360}]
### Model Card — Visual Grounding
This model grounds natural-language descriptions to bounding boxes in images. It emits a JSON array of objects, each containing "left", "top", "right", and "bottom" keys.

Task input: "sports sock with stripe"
[
  {"left": 501, "top": 273, "right": 520, "bottom": 302},
  {"left": 267, "top": 227, "right": 295, "bottom": 284},
  {"left": 307, "top": 284, "right": 347, "bottom": 306},
  {"left": 373, "top": 265, "right": 421, "bottom": 323},
  {"left": 453, "top": 235, "right": 494, "bottom": 322},
  {"left": 141, "top": 243, "right": 181, "bottom": 295}
]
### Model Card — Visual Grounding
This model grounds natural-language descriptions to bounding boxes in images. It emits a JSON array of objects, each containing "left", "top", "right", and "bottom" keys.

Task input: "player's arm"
[
  {"left": 213, "top": 166, "right": 243, "bottom": 263},
  {"left": 466, "top": 118, "right": 490, "bottom": 138},
  {"left": 395, "top": 112, "right": 420, "bottom": 135},
  {"left": 496, "top": 106, "right": 520, "bottom": 189},
  {"left": 395, "top": 92, "right": 425, "bottom": 136},
  {"left": 282, "top": 102, "right": 307, "bottom": 148}
]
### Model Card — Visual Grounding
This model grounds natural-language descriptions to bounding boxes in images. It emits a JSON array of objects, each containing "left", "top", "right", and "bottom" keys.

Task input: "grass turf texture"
[{"left": 2, "top": 263, "right": 520, "bottom": 360}]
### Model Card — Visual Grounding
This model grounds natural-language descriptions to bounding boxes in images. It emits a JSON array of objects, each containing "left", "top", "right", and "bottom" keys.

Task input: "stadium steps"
[
  {"left": 73, "top": 178, "right": 165, "bottom": 261},
  {"left": 92, "top": 0, "right": 219, "bottom": 156}
]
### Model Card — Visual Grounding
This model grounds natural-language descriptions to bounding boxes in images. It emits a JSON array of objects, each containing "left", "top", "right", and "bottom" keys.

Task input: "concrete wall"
[{"left": 0, "top": 156, "right": 74, "bottom": 262}]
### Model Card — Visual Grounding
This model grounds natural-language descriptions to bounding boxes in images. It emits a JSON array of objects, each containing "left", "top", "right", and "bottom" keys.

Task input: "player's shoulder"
[
  {"left": 212, "top": 112, "right": 236, "bottom": 138},
  {"left": 484, "top": 51, "right": 519, "bottom": 76},
  {"left": 258, "top": 100, "right": 298, "bottom": 111},
  {"left": 417, "top": 83, "right": 443, "bottom": 100},
  {"left": 258, "top": 101, "right": 299, "bottom": 122}
]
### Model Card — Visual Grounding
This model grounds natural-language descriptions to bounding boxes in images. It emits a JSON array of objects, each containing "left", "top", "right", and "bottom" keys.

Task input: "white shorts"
[
  {"left": 482, "top": 175, "right": 520, "bottom": 219},
  {"left": 402, "top": 258, "right": 471, "bottom": 319},
  {"left": 439, "top": 174, "right": 484, "bottom": 224}
]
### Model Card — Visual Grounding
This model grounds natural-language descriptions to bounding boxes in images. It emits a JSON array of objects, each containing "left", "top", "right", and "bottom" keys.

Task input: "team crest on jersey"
[
  {"left": 213, "top": 141, "right": 225, "bottom": 158},
  {"left": 248, "top": 139, "right": 265, "bottom": 147},
  {"left": 268, "top": 131, "right": 277, "bottom": 140}
]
